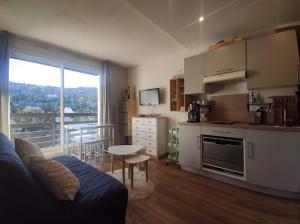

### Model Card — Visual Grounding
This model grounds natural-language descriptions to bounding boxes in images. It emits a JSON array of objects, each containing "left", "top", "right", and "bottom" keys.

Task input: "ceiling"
[{"left": 0, "top": 0, "right": 300, "bottom": 67}]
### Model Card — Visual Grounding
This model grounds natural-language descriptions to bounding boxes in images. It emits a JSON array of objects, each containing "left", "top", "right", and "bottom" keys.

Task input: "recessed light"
[{"left": 199, "top": 16, "right": 204, "bottom": 22}]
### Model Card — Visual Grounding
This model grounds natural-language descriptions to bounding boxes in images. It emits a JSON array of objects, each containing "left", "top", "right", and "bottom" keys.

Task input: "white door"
[{"left": 178, "top": 125, "right": 201, "bottom": 169}]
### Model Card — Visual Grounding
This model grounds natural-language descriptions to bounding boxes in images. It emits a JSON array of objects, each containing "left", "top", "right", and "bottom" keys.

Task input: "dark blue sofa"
[{"left": 0, "top": 133, "right": 128, "bottom": 224}]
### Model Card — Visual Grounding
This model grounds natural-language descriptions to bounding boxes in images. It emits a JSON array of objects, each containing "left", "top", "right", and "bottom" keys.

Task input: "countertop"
[{"left": 177, "top": 121, "right": 300, "bottom": 132}]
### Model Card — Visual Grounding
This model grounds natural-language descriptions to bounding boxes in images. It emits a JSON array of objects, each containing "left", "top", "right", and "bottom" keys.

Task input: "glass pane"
[
  {"left": 64, "top": 69, "right": 98, "bottom": 121},
  {"left": 64, "top": 69, "right": 99, "bottom": 145},
  {"left": 9, "top": 58, "right": 61, "bottom": 151}
]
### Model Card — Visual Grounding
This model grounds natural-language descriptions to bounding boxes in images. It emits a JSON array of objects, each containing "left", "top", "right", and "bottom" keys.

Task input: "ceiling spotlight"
[{"left": 199, "top": 16, "right": 204, "bottom": 22}]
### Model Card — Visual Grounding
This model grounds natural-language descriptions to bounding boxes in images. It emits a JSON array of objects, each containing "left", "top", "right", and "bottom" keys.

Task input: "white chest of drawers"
[{"left": 132, "top": 117, "right": 167, "bottom": 157}]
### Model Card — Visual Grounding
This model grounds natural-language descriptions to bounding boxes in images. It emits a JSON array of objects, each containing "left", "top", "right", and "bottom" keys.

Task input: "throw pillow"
[
  {"left": 29, "top": 155, "right": 80, "bottom": 201},
  {"left": 14, "top": 138, "right": 45, "bottom": 166}
]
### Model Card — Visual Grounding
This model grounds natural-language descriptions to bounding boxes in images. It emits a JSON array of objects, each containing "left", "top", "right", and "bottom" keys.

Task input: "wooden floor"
[{"left": 87, "top": 156, "right": 300, "bottom": 224}]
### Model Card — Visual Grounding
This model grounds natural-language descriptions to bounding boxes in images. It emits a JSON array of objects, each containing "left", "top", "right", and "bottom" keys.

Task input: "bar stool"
[{"left": 125, "top": 154, "right": 150, "bottom": 189}]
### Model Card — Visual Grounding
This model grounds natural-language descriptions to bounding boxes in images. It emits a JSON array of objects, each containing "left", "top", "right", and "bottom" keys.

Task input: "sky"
[{"left": 9, "top": 58, "right": 99, "bottom": 88}]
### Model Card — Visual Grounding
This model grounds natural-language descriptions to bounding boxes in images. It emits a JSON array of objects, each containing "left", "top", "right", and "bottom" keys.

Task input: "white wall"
[
  {"left": 128, "top": 51, "right": 188, "bottom": 130},
  {"left": 128, "top": 51, "right": 297, "bottom": 130}
]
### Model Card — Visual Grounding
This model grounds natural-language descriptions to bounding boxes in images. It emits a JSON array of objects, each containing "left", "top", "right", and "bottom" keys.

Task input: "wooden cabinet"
[
  {"left": 247, "top": 30, "right": 300, "bottom": 89},
  {"left": 170, "top": 77, "right": 185, "bottom": 111},
  {"left": 184, "top": 53, "right": 205, "bottom": 94},
  {"left": 120, "top": 99, "right": 137, "bottom": 136},
  {"left": 205, "top": 41, "right": 246, "bottom": 77},
  {"left": 245, "top": 129, "right": 300, "bottom": 192},
  {"left": 132, "top": 117, "right": 167, "bottom": 158},
  {"left": 178, "top": 125, "right": 201, "bottom": 169}
]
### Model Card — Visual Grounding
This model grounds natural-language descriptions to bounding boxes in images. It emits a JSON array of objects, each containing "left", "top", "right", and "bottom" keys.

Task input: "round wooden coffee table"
[{"left": 108, "top": 145, "right": 145, "bottom": 184}]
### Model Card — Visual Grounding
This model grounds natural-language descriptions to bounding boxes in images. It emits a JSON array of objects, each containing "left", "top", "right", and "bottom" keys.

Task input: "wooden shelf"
[{"left": 170, "top": 77, "right": 185, "bottom": 112}]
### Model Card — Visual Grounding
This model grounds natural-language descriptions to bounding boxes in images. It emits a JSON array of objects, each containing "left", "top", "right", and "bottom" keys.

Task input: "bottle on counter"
[
  {"left": 255, "top": 107, "right": 262, "bottom": 124},
  {"left": 249, "top": 92, "right": 257, "bottom": 104}
]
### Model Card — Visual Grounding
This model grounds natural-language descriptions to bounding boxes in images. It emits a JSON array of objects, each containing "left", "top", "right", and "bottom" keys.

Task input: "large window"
[{"left": 9, "top": 58, "right": 100, "bottom": 151}]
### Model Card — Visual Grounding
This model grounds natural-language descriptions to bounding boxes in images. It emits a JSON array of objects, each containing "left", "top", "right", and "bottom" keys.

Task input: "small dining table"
[{"left": 108, "top": 145, "right": 145, "bottom": 184}]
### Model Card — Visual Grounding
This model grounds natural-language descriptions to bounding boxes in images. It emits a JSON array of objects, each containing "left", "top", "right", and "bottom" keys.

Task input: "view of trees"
[{"left": 10, "top": 82, "right": 97, "bottom": 113}]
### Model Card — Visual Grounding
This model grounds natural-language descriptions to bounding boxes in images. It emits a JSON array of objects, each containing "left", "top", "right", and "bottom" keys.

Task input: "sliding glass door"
[{"left": 9, "top": 59, "right": 100, "bottom": 151}]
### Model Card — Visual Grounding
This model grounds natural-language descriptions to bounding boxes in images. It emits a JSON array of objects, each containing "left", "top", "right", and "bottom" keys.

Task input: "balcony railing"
[{"left": 10, "top": 112, "right": 98, "bottom": 149}]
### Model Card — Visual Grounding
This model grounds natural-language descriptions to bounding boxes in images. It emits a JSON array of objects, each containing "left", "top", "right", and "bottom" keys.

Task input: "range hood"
[{"left": 202, "top": 70, "right": 246, "bottom": 85}]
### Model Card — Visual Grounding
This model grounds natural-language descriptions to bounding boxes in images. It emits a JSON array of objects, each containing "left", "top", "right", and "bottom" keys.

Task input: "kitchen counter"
[{"left": 178, "top": 121, "right": 300, "bottom": 132}]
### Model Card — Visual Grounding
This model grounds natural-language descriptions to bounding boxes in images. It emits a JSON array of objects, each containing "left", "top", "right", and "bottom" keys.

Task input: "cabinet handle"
[
  {"left": 213, "top": 130, "right": 231, "bottom": 134},
  {"left": 247, "top": 142, "right": 254, "bottom": 159},
  {"left": 197, "top": 136, "right": 201, "bottom": 149},
  {"left": 216, "top": 67, "right": 234, "bottom": 74}
]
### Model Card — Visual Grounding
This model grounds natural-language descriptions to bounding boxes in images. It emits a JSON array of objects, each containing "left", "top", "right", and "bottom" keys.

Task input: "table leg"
[
  {"left": 111, "top": 154, "right": 114, "bottom": 173},
  {"left": 130, "top": 164, "right": 134, "bottom": 189},
  {"left": 145, "top": 160, "right": 148, "bottom": 183},
  {"left": 122, "top": 156, "right": 125, "bottom": 184},
  {"left": 128, "top": 163, "right": 130, "bottom": 179}
]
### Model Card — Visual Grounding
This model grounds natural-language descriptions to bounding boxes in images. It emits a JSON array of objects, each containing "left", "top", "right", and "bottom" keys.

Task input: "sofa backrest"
[{"left": 0, "top": 133, "right": 56, "bottom": 223}]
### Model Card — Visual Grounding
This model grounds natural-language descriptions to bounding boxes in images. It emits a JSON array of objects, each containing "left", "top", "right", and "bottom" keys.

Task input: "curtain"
[
  {"left": 99, "top": 61, "right": 113, "bottom": 147},
  {"left": 100, "top": 60, "right": 111, "bottom": 124},
  {"left": 0, "top": 31, "right": 10, "bottom": 136}
]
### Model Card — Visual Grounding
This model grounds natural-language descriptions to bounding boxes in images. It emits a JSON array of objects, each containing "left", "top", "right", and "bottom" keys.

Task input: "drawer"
[
  {"left": 142, "top": 132, "right": 157, "bottom": 141},
  {"left": 132, "top": 131, "right": 143, "bottom": 138},
  {"left": 132, "top": 125, "right": 144, "bottom": 132},
  {"left": 132, "top": 118, "right": 143, "bottom": 125},
  {"left": 146, "top": 147, "right": 157, "bottom": 156},
  {"left": 144, "top": 140, "right": 157, "bottom": 148},
  {"left": 132, "top": 137, "right": 144, "bottom": 146},
  {"left": 201, "top": 127, "right": 244, "bottom": 139},
  {"left": 143, "top": 125, "right": 157, "bottom": 133},
  {"left": 143, "top": 118, "right": 157, "bottom": 126}
]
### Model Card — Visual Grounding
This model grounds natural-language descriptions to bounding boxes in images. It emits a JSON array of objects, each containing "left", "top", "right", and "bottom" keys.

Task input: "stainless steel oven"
[{"left": 202, "top": 135, "right": 244, "bottom": 176}]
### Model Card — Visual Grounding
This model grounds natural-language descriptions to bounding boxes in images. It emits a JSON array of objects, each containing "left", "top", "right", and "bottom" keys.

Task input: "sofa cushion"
[
  {"left": 29, "top": 155, "right": 80, "bottom": 201},
  {"left": 0, "top": 133, "right": 57, "bottom": 224},
  {"left": 14, "top": 137, "right": 45, "bottom": 167},
  {"left": 54, "top": 156, "right": 128, "bottom": 224}
]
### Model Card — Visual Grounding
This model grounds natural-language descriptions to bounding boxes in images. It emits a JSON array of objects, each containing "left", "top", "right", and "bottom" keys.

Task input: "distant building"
[
  {"left": 22, "top": 106, "right": 43, "bottom": 113},
  {"left": 64, "top": 107, "right": 74, "bottom": 113}
]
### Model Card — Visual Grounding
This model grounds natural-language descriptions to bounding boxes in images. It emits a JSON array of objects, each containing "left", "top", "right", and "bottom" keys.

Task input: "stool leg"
[
  {"left": 145, "top": 160, "right": 148, "bottom": 183},
  {"left": 130, "top": 164, "right": 134, "bottom": 190}
]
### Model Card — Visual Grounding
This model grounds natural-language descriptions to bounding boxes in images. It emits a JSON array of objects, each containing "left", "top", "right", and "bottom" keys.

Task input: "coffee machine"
[{"left": 187, "top": 101, "right": 200, "bottom": 122}]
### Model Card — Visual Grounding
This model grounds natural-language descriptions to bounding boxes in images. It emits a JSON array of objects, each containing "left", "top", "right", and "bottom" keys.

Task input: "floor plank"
[{"left": 87, "top": 156, "right": 300, "bottom": 224}]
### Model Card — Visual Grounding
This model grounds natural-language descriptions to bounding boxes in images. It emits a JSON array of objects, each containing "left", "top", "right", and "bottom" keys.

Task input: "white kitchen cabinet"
[
  {"left": 245, "top": 129, "right": 300, "bottom": 192},
  {"left": 184, "top": 53, "right": 205, "bottom": 94},
  {"left": 132, "top": 117, "right": 167, "bottom": 157},
  {"left": 247, "top": 30, "right": 299, "bottom": 89},
  {"left": 178, "top": 125, "right": 201, "bottom": 169},
  {"left": 205, "top": 41, "right": 246, "bottom": 77}
]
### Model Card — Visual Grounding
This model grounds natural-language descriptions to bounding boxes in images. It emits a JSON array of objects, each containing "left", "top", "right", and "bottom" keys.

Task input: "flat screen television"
[{"left": 139, "top": 88, "right": 160, "bottom": 106}]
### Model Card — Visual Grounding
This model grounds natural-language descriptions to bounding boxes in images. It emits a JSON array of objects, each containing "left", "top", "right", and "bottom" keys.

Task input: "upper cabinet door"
[
  {"left": 247, "top": 30, "right": 300, "bottom": 89},
  {"left": 184, "top": 53, "right": 205, "bottom": 94},
  {"left": 204, "top": 41, "right": 246, "bottom": 77}
]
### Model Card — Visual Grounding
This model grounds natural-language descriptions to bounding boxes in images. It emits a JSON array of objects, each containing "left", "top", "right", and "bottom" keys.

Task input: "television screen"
[{"left": 139, "top": 88, "right": 160, "bottom": 106}]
